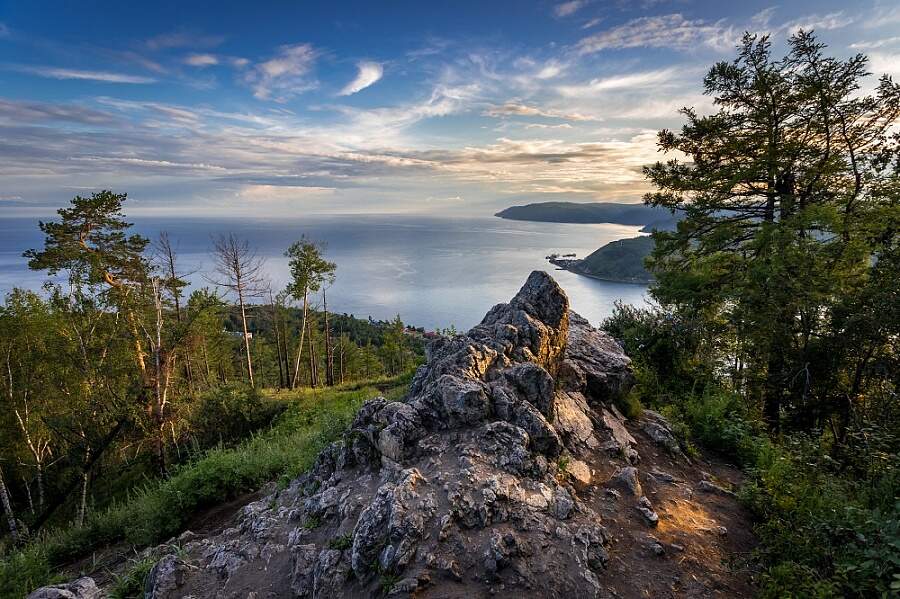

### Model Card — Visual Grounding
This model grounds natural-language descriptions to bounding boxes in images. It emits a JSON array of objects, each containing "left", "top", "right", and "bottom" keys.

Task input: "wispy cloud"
[
  {"left": 184, "top": 53, "right": 219, "bottom": 67},
  {"left": 578, "top": 14, "right": 736, "bottom": 54},
  {"left": 145, "top": 31, "right": 224, "bottom": 50},
  {"left": 785, "top": 11, "right": 854, "bottom": 35},
  {"left": 0, "top": 98, "right": 118, "bottom": 124},
  {"left": 554, "top": 1, "right": 587, "bottom": 18},
  {"left": 245, "top": 43, "right": 318, "bottom": 101},
  {"left": 850, "top": 36, "right": 900, "bottom": 50},
  {"left": 339, "top": 61, "right": 384, "bottom": 96},
  {"left": 11, "top": 65, "right": 156, "bottom": 84},
  {"left": 0, "top": 22, "right": 10, "bottom": 37},
  {"left": 557, "top": 67, "right": 687, "bottom": 96},
  {"left": 483, "top": 102, "right": 596, "bottom": 121}
]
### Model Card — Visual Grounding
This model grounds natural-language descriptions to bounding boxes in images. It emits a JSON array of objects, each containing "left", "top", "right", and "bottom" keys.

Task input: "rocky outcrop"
[
  {"left": 26, "top": 578, "right": 102, "bottom": 599},
  {"left": 34, "top": 271, "right": 757, "bottom": 598}
]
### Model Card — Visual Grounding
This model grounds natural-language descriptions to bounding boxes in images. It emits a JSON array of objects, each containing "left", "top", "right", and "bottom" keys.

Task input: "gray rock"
[
  {"left": 26, "top": 578, "right": 101, "bottom": 599},
  {"left": 610, "top": 466, "right": 643, "bottom": 497},
  {"left": 145, "top": 555, "right": 191, "bottom": 598},
  {"left": 698, "top": 479, "right": 736, "bottom": 497}
]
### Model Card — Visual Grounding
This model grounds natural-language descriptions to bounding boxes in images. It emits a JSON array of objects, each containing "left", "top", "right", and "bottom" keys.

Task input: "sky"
[{"left": 1, "top": 0, "right": 899, "bottom": 218}]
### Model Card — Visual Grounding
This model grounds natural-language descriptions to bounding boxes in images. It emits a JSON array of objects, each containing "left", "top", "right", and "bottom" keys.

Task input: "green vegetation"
[
  {"left": 606, "top": 31, "right": 900, "bottom": 597},
  {"left": 495, "top": 201, "right": 679, "bottom": 230},
  {"left": 0, "top": 377, "right": 411, "bottom": 596},
  {"left": 570, "top": 235, "right": 654, "bottom": 284},
  {"left": 0, "top": 192, "right": 423, "bottom": 595}
]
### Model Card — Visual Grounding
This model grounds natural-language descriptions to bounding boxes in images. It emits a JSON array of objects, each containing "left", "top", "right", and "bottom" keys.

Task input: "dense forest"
[
  {"left": 605, "top": 32, "right": 900, "bottom": 597},
  {"left": 0, "top": 196, "right": 424, "bottom": 562}
]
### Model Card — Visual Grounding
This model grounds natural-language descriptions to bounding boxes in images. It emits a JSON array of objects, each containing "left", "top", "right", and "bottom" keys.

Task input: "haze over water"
[{"left": 0, "top": 214, "right": 648, "bottom": 330}]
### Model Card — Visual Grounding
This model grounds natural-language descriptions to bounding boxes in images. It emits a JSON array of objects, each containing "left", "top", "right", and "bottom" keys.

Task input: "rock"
[
  {"left": 53, "top": 272, "right": 672, "bottom": 599},
  {"left": 698, "top": 479, "right": 736, "bottom": 497},
  {"left": 145, "top": 555, "right": 191, "bottom": 598},
  {"left": 600, "top": 408, "right": 640, "bottom": 463},
  {"left": 26, "top": 578, "right": 102, "bottom": 599},
  {"left": 564, "top": 459, "right": 592, "bottom": 490},
  {"left": 641, "top": 410, "right": 683, "bottom": 456},
  {"left": 610, "top": 466, "right": 643, "bottom": 497},
  {"left": 636, "top": 496, "right": 660, "bottom": 527}
]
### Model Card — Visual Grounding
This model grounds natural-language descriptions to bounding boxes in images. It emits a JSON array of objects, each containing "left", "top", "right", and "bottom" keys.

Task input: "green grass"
[{"left": 0, "top": 374, "right": 412, "bottom": 598}]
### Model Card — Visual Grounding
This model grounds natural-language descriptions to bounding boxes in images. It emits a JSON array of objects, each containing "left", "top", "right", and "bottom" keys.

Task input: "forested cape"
[{"left": 0, "top": 197, "right": 423, "bottom": 540}]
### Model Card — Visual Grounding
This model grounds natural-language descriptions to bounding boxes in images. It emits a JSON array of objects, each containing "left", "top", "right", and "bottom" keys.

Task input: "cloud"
[
  {"left": 0, "top": 23, "right": 9, "bottom": 37},
  {"left": 11, "top": 66, "right": 156, "bottom": 83},
  {"left": 862, "top": 3, "right": 900, "bottom": 29},
  {"left": 339, "top": 61, "right": 384, "bottom": 96},
  {"left": 850, "top": 36, "right": 900, "bottom": 50},
  {"left": 0, "top": 98, "right": 117, "bottom": 124},
  {"left": 525, "top": 123, "right": 573, "bottom": 130},
  {"left": 554, "top": 1, "right": 587, "bottom": 18},
  {"left": 184, "top": 53, "right": 219, "bottom": 67},
  {"left": 245, "top": 43, "right": 318, "bottom": 101},
  {"left": 483, "top": 102, "right": 596, "bottom": 121},
  {"left": 145, "top": 31, "right": 224, "bottom": 50},
  {"left": 578, "top": 13, "right": 736, "bottom": 54},
  {"left": 868, "top": 51, "right": 900, "bottom": 79},
  {"left": 785, "top": 11, "right": 854, "bottom": 35},
  {"left": 557, "top": 67, "right": 687, "bottom": 96},
  {"left": 238, "top": 184, "right": 336, "bottom": 201}
]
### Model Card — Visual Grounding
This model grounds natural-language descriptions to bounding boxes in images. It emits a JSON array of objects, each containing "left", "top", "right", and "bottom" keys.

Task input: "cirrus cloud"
[{"left": 339, "top": 61, "right": 384, "bottom": 96}]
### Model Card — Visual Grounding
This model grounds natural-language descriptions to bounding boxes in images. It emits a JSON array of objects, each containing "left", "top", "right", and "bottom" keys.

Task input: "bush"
[{"left": 189, "top": 384, "right": 286, "bottom": 447}]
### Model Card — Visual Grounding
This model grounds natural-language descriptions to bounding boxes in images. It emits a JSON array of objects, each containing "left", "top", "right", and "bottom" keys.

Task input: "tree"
[
  {"left": 644, "top": 32, "right": 900, "bottom": 431},
  {"left": 284, "top": 238, "right": 335, "bottom": 388},
  {"left": 210, "top": 234, "right": 265, "bottom": 387},
  {"left": 25, "top": 190, "right": 150, "bottom": 376}
]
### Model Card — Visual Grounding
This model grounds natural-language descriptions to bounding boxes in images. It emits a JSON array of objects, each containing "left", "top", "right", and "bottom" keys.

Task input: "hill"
[
  {"left": 571, "top": 235, "right": 654, "bottom": 283},
  {"left": 496, "top": 201, "right": 678, "bottom": 231},
  {"left": 28, "top": 272, "right": 756, "bottom": 599}
]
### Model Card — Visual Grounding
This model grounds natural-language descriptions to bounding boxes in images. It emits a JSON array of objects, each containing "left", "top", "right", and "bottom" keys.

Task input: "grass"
[{"left": 0, "top": 373, "right": 413, "bottom": 598}]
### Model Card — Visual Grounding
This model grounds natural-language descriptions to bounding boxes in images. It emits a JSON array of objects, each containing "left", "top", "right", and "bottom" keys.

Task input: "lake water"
[{"left": 0, "top": 214, "right": 648, "bottom": 330}]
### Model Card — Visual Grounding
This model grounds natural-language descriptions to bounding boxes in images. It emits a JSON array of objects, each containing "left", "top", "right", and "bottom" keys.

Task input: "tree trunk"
[
  {"left": 291, "top": 289, "right": 309, "bottom": 389},
  {"left": 0, "top": 467, "right": 18, "bottom": 542},
  {"left": 269, "top": 291, "right": 285, "bottom": 388},
  {"left": 238, "top": 290, "right": 254, "bottom": 387},
  {"left": 323, "top": 289, "right": 334, "bottom": 386}
]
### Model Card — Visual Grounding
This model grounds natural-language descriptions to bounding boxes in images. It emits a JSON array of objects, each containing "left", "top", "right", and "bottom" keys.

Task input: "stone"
[
  {"left": 145, "top": 555, "right": 192, "bottom": 598},
  {"left": 26, "top": 578, "right": 102, "bottom": 599},
  {"left": 564, "top": 459, "right": 592, "bottom": 490},
  {"left": 610, "top": 466, "right": 643, "bottom": 497},
  {"left": 636, "top": 496, "right": 660, "bottom": 527},
  {"left": 698, "top": 479, "right": 736, "bottom": 497}
]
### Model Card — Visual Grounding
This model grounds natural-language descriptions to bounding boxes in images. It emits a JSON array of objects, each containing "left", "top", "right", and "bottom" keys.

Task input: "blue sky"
[{"left": 1, "top": 0, "right": 899, "bottom": 217}]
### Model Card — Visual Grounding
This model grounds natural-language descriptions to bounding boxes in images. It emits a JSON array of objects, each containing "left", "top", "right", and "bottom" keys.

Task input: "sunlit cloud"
[
  {"left": 339, "top": 61, "right": 384, "bottom": 96},
  {"left": 483, "top": 102, "right": 596, "bottom": 121}
]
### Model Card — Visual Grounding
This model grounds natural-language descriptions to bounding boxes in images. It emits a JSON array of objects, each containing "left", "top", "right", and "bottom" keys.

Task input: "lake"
[{"left": 0, "top": 214, "right": 648, "bottom": 330}]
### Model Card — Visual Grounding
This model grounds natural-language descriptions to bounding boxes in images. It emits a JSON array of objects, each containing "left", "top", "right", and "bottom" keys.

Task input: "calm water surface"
[{"left": 0, "top": 214, "right": 648, "bottom": 330}]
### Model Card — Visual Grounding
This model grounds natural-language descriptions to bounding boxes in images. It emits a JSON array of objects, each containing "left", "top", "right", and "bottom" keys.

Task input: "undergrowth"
[{"left": 0, "top": 373, "right": 412, "bottom": 597}]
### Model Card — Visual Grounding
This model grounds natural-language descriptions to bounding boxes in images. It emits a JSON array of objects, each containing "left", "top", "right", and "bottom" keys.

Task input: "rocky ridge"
[{"left": 30, "top": 271, "right": 754, "bottom": 598}]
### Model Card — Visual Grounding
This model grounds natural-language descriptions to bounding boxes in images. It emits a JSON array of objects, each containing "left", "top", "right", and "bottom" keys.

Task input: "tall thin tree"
[{"left": 209, "top": 234, "right": 265, "bottom": 387}]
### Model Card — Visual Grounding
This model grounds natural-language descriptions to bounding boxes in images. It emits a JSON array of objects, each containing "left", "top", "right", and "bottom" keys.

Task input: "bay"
[{"left": 0, "top": 214, "right": 648, "bottom": 330}]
